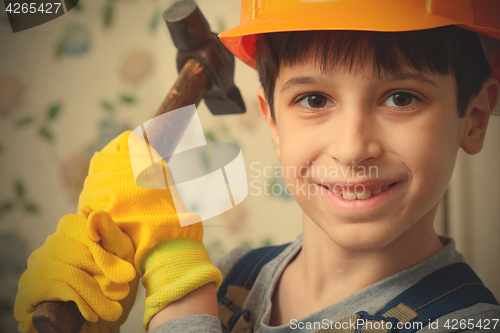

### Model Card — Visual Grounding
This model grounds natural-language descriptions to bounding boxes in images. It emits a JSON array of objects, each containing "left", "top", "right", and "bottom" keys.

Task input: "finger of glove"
[
  {"left": 41, "top": 234, "right": 101, "bottom": 276},
  {"left": 42, "top": 232, "right": 134, "bottom": 297},
  {"left": 30, "top": 248, "right": 128, "bottom": 311},
  {"left": 24, "top": 239, "right": 130, "bottom": 310},
  {"left": 46, "top": 236, "right": 129, "bottom": 299},
  {"left": 80, "top": 274, "right": 140, "bottom": 333},
  {"left": 87, "top": 210, "right": 135, "bottom": 263},
  {"left": 55, "top": 213, "right": 136, "bottom": 284},
  {"left": 16, "top": 277, "right": 99, "bottom": 326},
  {"left": 17, "top": 255, "right": 124, "bottom": 322},
  {"left": 16, "top": 277, "right": 137, "bottom": 333}
]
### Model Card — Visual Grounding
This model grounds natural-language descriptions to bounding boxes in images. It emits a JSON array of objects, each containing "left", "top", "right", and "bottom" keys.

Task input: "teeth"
[
  {"left": 332, "top": 186, "right": 342, "bottom": 194},
  {"left": 328, "top": 184, "right": 393, "bottom": 200},
  {"left": 342, "top": 189, "right": 357, "bottom": 200},
  {"left": 356, "top": 188, "right": 372, "bottom": 199}
]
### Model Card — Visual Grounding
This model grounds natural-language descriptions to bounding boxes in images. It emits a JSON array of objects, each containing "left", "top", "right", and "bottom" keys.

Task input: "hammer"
[{"left": 31, "top": 1, "right": 245, "bottom": 332}]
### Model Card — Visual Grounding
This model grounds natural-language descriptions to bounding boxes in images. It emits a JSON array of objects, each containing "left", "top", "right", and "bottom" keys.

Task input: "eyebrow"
[
  {"left": 280, "top": 76, "right": 331, "bottom": 94},
  {"left": 280, "top": 73, "right": 441, "bottom": 94},
  {"left": 383, "top": 73, "right": 440, "bottom": 88}
]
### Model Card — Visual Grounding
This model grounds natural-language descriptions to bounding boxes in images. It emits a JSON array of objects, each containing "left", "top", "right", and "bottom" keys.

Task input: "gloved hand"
[
  {"left": 58, "top": 131, "right": 223, "bottom": 330},
  {"left": 78, "top": 131, "right": 222, "bottom": 329},
  {"left": 81, "top": 131, "right": 222, "bottom": 329},
  {"left": 16, "top": 131, "right": 222, "bottom": 331},
  {"left": 14, "top": 209, "right": 139, "bottom": 333}
]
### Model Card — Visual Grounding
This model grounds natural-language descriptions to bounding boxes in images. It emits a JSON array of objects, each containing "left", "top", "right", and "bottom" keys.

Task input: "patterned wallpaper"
[{"left": 0, "top": 0, "right": 302, "bottom": 331}]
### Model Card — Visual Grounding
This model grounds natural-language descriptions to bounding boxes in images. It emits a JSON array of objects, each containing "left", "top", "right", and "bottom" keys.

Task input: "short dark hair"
[{"left": 255, "top": 26, "right": 491, "bottom": 119}]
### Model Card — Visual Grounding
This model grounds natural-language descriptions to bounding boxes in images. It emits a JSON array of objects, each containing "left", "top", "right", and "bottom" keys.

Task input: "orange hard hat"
[{"left": 219, "top": 0, "right": 500, "bottom": 71}]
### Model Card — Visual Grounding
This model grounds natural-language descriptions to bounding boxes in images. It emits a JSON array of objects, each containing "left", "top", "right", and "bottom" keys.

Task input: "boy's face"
[{"left": 259, "top": 60, "right": 467, "bottom": 252}]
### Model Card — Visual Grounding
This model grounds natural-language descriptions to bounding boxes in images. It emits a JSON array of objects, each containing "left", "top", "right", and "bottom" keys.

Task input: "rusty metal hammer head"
[{"left": 164, "top": 0, "right": 246, "bottom": 115}]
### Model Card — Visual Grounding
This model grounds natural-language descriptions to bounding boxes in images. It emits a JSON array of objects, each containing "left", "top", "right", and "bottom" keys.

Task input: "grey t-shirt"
[{"left": 153, "top": 235, "right": 500, "bottom": 333}]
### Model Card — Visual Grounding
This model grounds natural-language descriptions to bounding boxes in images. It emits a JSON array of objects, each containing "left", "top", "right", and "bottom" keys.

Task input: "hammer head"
[{"left": 164, "top": 1, "right": 246, "bottom": 115}]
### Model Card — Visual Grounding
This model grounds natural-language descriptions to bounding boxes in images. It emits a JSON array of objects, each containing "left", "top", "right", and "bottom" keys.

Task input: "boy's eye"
[
  {"left": 297, "top": 94, "right": 332, "bottom": 109},
  {"left": 384, "top": 92, "right": 420, "bottom": 109}
]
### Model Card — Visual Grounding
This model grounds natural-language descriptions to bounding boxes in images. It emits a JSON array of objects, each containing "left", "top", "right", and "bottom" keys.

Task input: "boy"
[
  {"left": 148, "top": 0, "right": 500, "bottom": 332},
  {"left": 14, "top": 0, "right": 500, "bottom": 332}
]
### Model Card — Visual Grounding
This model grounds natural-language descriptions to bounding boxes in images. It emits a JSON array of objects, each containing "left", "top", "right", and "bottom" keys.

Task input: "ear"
[
  {"left": 460, "top": 77, "right": 499, "bottom": 154},
  {"left": 257, "top": 87, "right": 281, "bottom": 161}
]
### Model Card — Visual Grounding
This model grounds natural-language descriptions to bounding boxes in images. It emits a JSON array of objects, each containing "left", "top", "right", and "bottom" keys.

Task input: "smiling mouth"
[{"left": 321, "top": 183, "right": 398, "bottom": 200}]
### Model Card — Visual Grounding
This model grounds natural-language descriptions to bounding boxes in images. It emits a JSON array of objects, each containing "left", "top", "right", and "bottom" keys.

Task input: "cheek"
[
  {"left": 396, "top": 116, "right": 459, "bottom": 196},
  {"left": 278, "top": 123, "right": 323, "bottom": 201},
  {"left": 279, "top": 119, "right": 319, "bottom": 169}
]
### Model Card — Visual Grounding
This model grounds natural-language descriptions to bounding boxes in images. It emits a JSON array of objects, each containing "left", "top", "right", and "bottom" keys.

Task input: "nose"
[{"left": 327, "top": 107, "right": 382, "bottom": 167}]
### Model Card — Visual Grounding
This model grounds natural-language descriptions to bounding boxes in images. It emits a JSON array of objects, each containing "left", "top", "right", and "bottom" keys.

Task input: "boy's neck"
[
  {"left": 270, "top": 204, "right": 444, "bottom": 326},
  {"left": 270, "top": 206, "right": 445, "bottom": 326},
  {"left": 298, "top": 206, "right": 443, "bottom": 303}
]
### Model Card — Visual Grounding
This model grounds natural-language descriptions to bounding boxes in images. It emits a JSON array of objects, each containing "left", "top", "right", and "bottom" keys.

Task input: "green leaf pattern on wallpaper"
[
  {"left": 13, "top": 102, "right": 63, "bottom": 143},
  {"left": 150, "top": 9, "right": 162, "bottom": 32},
  {"left": 0, "top": 180, "right": 39, "bottom": 218}
]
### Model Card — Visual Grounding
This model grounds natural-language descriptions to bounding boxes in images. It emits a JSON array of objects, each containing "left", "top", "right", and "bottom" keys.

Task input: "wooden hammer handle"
[
  {"left": 33, "top": 301, "right": 84, "bottom": 333},
  {"left": 32, "top": 58, "right": 210, "bottom": 333},
  {"left": 155, "top": 57, "right": 210, "bottom": 116}
]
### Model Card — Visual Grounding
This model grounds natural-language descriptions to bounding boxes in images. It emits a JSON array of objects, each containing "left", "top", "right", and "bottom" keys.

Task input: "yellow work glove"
[
  {"left": 76, "top": 131, "right": 222, "bottom": 329},
  {"left": 14, "top": 209, "right": 139, "bottom": 333}
]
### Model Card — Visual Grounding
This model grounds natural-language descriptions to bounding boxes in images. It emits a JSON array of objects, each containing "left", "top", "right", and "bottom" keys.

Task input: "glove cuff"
[{"left": 141, "top": 238, "right": 222, "bottom": 329}]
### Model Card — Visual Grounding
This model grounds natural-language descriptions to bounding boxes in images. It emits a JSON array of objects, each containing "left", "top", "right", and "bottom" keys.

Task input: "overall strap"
[
  {"left": 315, "top": 262, "right": 499, "bottom": 333},
  {"left": 381, "top": 262, "right": 498, "bottom": 333},
  {"left": 217, "top": 243, "right": 291, "bottom": 333}
]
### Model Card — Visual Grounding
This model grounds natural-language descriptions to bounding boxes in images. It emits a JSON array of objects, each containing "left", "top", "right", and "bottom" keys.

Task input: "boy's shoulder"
[
  {"left": 214, "top": 246, "right": 253, "bottom": 278},
  {"left": 214, "top": 240, "right": 296, "bottom": 283},
  {"left": 215, "top": 234, "right": 302, "bottom": 280}
]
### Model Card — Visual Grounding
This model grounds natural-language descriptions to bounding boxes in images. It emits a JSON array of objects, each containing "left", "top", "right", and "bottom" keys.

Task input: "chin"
[{"left": 323, "top": 222, "right": 404, "bottom": 253}]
